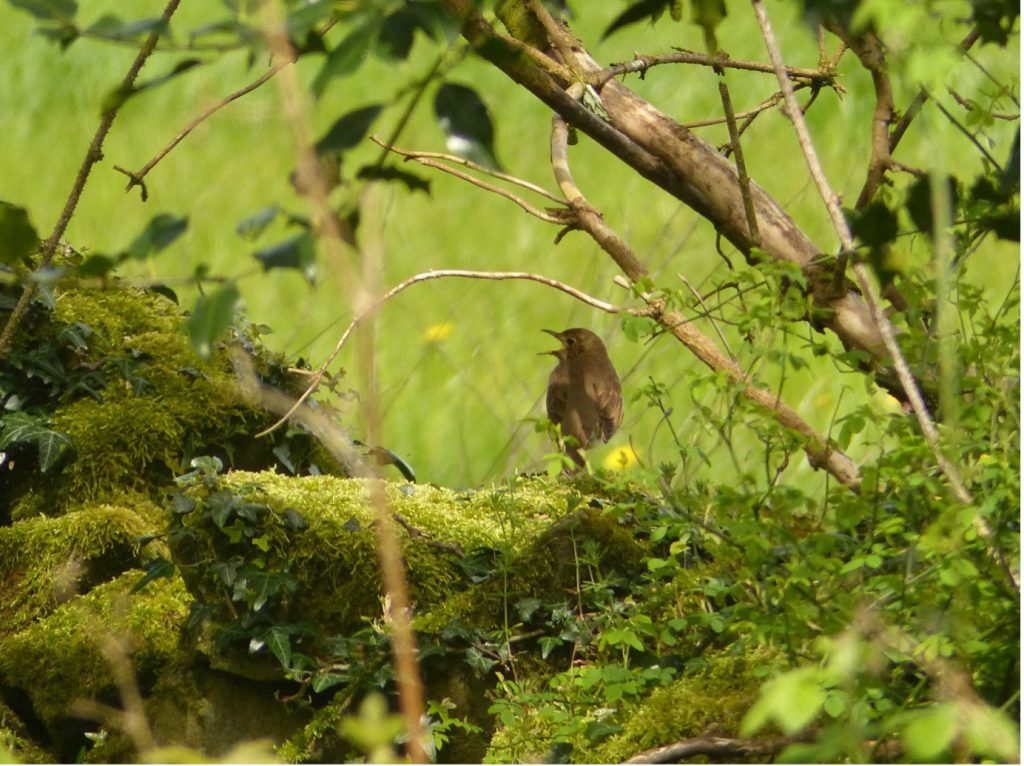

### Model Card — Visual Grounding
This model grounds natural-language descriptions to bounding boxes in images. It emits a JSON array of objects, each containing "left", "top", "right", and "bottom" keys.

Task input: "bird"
[{"left": 541, "top": 328, "right": 623, "bottom": 468}]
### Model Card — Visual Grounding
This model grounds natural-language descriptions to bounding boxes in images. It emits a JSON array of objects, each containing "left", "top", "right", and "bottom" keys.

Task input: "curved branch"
[{"left": 255, "top": 270, "right": 635, "bottom": 438}]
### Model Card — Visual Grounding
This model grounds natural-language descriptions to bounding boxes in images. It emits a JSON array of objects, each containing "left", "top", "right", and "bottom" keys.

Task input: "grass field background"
[{"left": 0, "top": 1, "right": 1016, "bottom": 489}]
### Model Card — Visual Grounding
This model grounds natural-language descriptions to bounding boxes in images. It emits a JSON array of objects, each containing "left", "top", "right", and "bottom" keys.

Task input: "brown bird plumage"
[{"left": 542, "top": 328, "right": 623, "bottom": 468}]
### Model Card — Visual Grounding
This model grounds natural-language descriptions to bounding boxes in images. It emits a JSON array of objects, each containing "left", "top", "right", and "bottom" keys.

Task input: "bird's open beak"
[{"left": 539, "top": 328, "right": 563, "bottom": 356}]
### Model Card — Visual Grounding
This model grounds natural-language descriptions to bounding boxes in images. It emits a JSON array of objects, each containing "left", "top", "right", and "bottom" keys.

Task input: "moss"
[
  {"left": 0, "top": 572, "right": 192, "bottom": 722},
  {"left": 0, "top": 700, "right": 53, "bottom": 764},
  {"left": 276, "top": 690, "right": 353, "bottom": 763},
  {"left": 588, "top": 649, "right": 775, "bottom": 763},
  {"left": 0, "top": 499, "right": 159, "bottom": 634}
]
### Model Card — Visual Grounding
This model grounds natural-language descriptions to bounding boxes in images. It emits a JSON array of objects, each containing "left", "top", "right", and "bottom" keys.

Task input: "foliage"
[{"left": 0, "top": 0, "right": 1018, "bottom": 763}]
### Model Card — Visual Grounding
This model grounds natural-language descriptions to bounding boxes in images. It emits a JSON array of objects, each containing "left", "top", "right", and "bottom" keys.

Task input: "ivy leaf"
[
  {"left": 253, "top": 231, "right": 316, "bottom": 283},
  {"left": 128, "top": 214, "right": 188, "bottom": 260},
  {"left": 130, "top": 556, "right": 176, "bottom": 594},
  {"left": 602, "top": 0, "right": 674, "bottom": 40},
  {"left": 315, "top": 104, "right": 383, "bottom": 154},
  {"left": 434, "top": 83, "right": 499, "bottom": 170},
  {"left": 0, "top": 201, "right": 40, "bottom": 266},
  {"left": 0, "top": 411, "right": 74, "bottom": 472},
  {"left": 263, "top": 625, "right": 293, "bottom": 668},
  {"left": 185, "top": 283, "right": 240, "bottom": 360}
]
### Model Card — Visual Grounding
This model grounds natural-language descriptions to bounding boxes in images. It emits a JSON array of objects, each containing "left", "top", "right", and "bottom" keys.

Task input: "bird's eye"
[{"left": 566, "top": 337, "right": 575, "bottom": 345}]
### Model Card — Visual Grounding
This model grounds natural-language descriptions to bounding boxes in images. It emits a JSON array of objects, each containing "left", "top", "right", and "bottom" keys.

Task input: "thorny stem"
[
  {"left": 0, "top": 0, "right": 183, "bottom": 361},
  {"left": 752, "top": 0, "right": 1018, "bottom": 590}
]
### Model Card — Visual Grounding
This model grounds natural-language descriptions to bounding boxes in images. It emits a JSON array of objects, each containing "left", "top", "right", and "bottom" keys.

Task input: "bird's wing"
[
  {"left": 546, "top": 372, "right": 567, "bottom": 426},
  {"left": 596, "top": 383, "right": 623, "bottom": 442}
]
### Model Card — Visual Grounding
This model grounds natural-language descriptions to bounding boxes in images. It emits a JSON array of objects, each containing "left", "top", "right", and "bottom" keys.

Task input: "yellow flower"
[
  {"left": 422, "top": 322, "right": 454, "bottom": 343},
  {"left": 603, "top": 444, "right": 640, "bottom": 471}
]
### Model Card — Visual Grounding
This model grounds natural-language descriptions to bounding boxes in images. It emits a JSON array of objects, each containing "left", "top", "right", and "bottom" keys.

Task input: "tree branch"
[
  {"left": 752, "top": 0, "right": 1018, "bottom": 590},
  {"left": 0, "top": 0, "right": 183, "bottom": 361},
  {"left": 625, "top": 734, "right": 801, "bottom": 763},
  {"left": 551, "top": 116, "right": 862, "bottom": 490}
]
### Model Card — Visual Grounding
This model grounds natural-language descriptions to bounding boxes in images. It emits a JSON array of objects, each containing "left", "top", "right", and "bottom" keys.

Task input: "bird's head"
[{"left": 541, "top": 328, "right": 606, "bottom": 360}]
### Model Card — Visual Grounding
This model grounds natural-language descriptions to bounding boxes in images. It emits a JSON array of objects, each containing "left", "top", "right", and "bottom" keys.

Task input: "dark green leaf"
[
  {"left": 434, "top": 83, "right": 499, "bottom": 169},
  {"left": 376, "top": 8, "right": 417, "bottom": 60},
  {"left": 185, "top": 283, "right": 239, "bottom": 360},
  {"left": 312, "top": 672, "right": 348, "bottom": 693},
  {"left": 283, "top": 508, "right": 307, "bottom": 531},
  {"left": 849, "top": 201, "right": 899, "bottom": 248},
  {"left": 315, "top": 104, "right": 383, "bottom": 154},
  {"left": 77, "top": 253, "right": 122, "bottom": 278},
  {"left": 236, "top": 205, "right": 280, "bottom": 240},
  {"left": 356, "top": 165, "right": 431, "bottom": 193},
  {"left": 130, "top": 557, "right": 176, "bottom": 593},
  {"left": 253, "top": 231, "right": 316, "bottom": 282},
  {"left": 104, "top": 59, "right": 201, "bottom": 113},
  {"left": 9, "top": 0, "right": 76, "bottom": 21},
  {"left": 312, "top": 18, "right": 379, "bottom": 97},
  {"left": 342, "top": 517, "right": 361, "bottom": 532},
  {"left": 128, "top": 214, "right": 188, "bottom": 260},
  {"left": 904, "top": 175, "right": 956, "bottom": 237},
  {"left": 264, "top": 625, "right": 292, "bottom": 668},
  {"left": 602, "top": 0, "right": 674, "bottom": 40},
  {"left": 86, "top": 15, "right": 167, "bottom": 41},
  {"left": 0, "top": 201, "right": 40, "bottom": 266},
  {"left": 0, "top": 411, "right": 74, "bottom": 472},
  {"left": 170, "top": 491, "right": 197, "bottom": 514}
]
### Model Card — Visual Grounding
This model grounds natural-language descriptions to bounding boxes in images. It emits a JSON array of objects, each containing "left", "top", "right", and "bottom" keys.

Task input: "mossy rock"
[{"left": 0, "top": 495, "right": 162, "bottom": 635}]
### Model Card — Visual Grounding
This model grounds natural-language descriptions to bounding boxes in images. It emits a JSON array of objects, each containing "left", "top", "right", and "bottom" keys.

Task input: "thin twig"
[
  {"left": 255, "top": 270, "right": 635, "bottom": 438},
  {"left": 716, "top": 67, "right": 760, "bottom": 246},
  {"left": 752, "top": 0, "right": 1018, "bottom": 590},
  {"left": 115, "top": 62, "right": 286, "bottom": 200},
  {"left": 370, "top": 135, "right": 566, "bottom": 204},
  {"left": 596, "top": 50, "right": 838, "bottom": 87},
  {"left": 0, "top": 0, "right": 182, "bottom": 361}
]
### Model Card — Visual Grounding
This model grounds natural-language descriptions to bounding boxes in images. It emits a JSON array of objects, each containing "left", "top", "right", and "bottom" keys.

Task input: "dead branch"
[
  {"left": 625, "top": 734, "right": 801, "bottom": 763},
  {"left": 597, "top": 50, "right": 839, "bottom": 88}
]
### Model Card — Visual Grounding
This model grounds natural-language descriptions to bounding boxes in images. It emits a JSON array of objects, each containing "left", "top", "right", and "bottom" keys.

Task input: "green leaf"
[
  {"left": 77, "top": 253, "right": 123, "bottom": 278},
  {"left": 130, "top": 557, "right": 176, "bottom": 594},
  {"left": 185, "top": 283, "right": 240, "bottom": 360},
  {"left": 690, "top": 0, "right": 727, "bottom": 51},
  {"left": 0, "top": 411, "right": 74, "bottom": 472},
  {"left": 741, "top": 668, "right": 825, "bottom": 736},
  {"left": 253, "top": 231, "right": 316, "bottom": 282},
  {"left": 434, "top": 83, "right": 499, "bottom": 170},
  {"left": 902, "top": 703, "right": 958, "bottom": 761},
  {"left": 356, "top": 165, "right": 431, "bottom": 194},
  {"left": 264, "top": 626, "right": 293, "bottom": 668},
  {"left": 602, "top": 0, "right": 674, "bottom": 40},
  {"left": 312, "top": 672, "right": 348, "bottom": 693},
  {"left": 9, "top": 0, "right": 76, "bottom": 21},
  {"left": 312, "top": 18, "right": 379, "bottom": 97},
  {"left": 905, "top": 175, "right": 957, "bottom": 237},
  {"left": 315, "top": 104, "right": 383, "bottom": 154},
  {"left": 86, "top": 15, "right": 167, "bottom": 41},
  {"left": 849, "top": 201, "right": 899, "bottom": 248},
  {"left": 0, "top": 201, "right": 40, "bottom": 266},
  {"left": 128, "top": 214, "right": 188, "bottom": 260},
  {"left": 236, "top": 206, "right": 280, "bottom": 240}
]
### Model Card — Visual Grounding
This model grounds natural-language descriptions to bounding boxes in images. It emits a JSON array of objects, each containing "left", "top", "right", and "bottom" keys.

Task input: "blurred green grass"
[{"left": 0, "top": 2, "right": 1016, "bottom": 489}]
